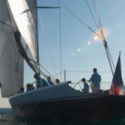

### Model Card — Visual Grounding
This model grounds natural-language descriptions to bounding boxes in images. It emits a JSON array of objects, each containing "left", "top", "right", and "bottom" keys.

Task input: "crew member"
[
  {"left": 88, "top": 68, "right": 101, "bottom": 93},
  {"left": 81, "top": 78, "right": 89, "bottom": 93}
]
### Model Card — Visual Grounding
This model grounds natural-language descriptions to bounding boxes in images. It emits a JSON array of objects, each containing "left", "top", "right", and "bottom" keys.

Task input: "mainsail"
[
  {"left": 7, "top": 0, "right": 39, "bottom": 70},
  {"left": 0, "top": 0, "right": 40, "bottom": 97},
  {"left": 0, "top": 0, "right": 23, "bottom": 97}
]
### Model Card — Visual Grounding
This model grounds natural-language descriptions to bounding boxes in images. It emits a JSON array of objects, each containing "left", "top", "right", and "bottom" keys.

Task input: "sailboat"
[{"left": 1, "top": 0, "right": 125, "bottom": 121}]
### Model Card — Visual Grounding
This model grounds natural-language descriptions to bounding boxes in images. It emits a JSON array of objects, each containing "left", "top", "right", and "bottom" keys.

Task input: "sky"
[{"left": 1, "top": 0, "right": 125, "bottom": 108}]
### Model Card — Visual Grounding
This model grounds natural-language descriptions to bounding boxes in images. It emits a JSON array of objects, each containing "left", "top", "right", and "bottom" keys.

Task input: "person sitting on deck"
[
  {"left": 81, "top": 78, "right": 89, "bottom": 93},
  {"left": 20, "top": 87, "right": 24, "bottom": 93},
  {"left": 26, "top": 83, "right": 31, "bottom": 91},
  {"left": 55, "top": 79, "right": 60, "bottom": 84},
  {"left": 47, "top": 76, "right": 55, "bottom": 85},
  {"left": 34, "top": 73, "right": 49, "bottom": 88},
  {"left": 88, "top": 68, "right": 101, "bottom": 93},
  {"left": 30, "top": 84, "right": 35, "bottom": 90},
  {"left": 37, "top": 84, "right": 41, "bottom": 89}
]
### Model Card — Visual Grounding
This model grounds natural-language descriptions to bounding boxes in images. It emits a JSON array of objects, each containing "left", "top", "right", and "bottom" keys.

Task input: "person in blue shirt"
[
  {"left": 55, "top": 79, "right": 60, "bottom": 84},
  {"left": 30, "top": 84, "right": 35, "bottom": 90},
  {"left": 88, "top": 68, "right": 101, "bottom": 93},
  {"left": 47, "top": 76, "right": 55, "bottom": 85},
  {"left": 20, "top": 87, "right": 24, "bottom": 93},
  {"left": 34, "top": 73, "right": 49, "bottom": 88},
  {"left": 81, "top": 78, "right": 89, "bottom": 93},
  {"left": 26, "top": 83, "right": 31, "bottom": 91}
]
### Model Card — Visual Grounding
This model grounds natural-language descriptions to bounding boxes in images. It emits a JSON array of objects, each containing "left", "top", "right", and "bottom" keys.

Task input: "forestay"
[{"left": 0, "top": 0, "right": 23, "bottom": 97}]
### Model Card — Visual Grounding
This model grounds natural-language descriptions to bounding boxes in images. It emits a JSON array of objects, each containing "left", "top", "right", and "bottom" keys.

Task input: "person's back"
[
  {"left": 84, "top": 82, "right": 89, "bottom": 93},
  {"left": 37, "top": 77, "right": 42, "bottom": 87},
  {"left": 26, "top": 83, "right": 31, "bottom": 91},
  {"left": 38, "top": 77, "right": 49, "bottom": 87},
  {"left": 81, "top": 78, "right": 89, "bottom": 93},
  {"left": 88, "top": 68, "right": 101, "bottom": 93},
  {"left": 30, "top": 84, "right": 35, "bottom": 90},
  {"left": 90, "top": 73, "right": 101, "bottom": 88},
  {"left": 47, "top": 76, "right": 54, "bottom": 85},
  {"left": 42, "top": 78, "right": 49, "bottom": 87}
]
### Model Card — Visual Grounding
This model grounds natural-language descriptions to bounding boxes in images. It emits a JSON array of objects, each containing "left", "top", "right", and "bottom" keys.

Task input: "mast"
[{"left": 36, "top": 0, "right": 39, "bottom": 67}]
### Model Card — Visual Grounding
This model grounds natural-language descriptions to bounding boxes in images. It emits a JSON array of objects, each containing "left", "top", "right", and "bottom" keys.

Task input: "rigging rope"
[
  {"left": 53, "top": 71, "right": 64, "bottom": 76},
  {"left": 28, "top": 57, "right": 56, "bottom": 84},
  {"left": 94, "top": 0, "right": 105, "bottom": 39},
  {"left": 56, "top": 0, "right": 115, "bottom": 79},
  {"left": 107, "top": 47, "right": 115, "bottom": 70},
  {"left": 58, "top": 0, "right": 63, "bottom": 82},
  {"left": 85, "top": 0, "right": 101, "bottom": 34},
  {"left": 57, "top": 0, "right": 102, "bottom": 39},
  {"left": 0, "top": 83, "right": 11, "bottom": 96},
  {"left": 38, "top": 13, "right": 57, "bottom": 78},
  {"left": 104, "top": 48, "right": 114, "bottom": 75},
  {"left": 91, "top": 1, "right": 102, "bottom": 37},
  {"left": 0, "top": 20, "right": 13, "bottom": 28},
  {"left": 66, "top": 70, "right": 113, "bottom": 73},
  {"left": 86, "top": 0, "right": 115, "bottom": 75},
  {"left": 39, "top": 63, "right": 55, "bottom": 80}
]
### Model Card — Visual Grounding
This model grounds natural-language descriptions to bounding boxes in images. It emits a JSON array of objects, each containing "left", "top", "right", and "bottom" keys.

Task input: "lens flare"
[
  {"left": 116, "top": 23, "right": 120, "bottom": 27},
  {"left": 94, "top": 36, "right": 98, "bottom": 40},
  {"left": 88, "top": 41, "right": 91, "bottom": 45},
  {"left": 78, "top": 48, "right": 81, "bottom": 52},
  {"left": 94, "top": 27, "right": 109, "bottom": 41}
]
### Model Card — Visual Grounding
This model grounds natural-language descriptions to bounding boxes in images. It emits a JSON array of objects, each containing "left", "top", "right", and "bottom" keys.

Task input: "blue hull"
[
  {"left": 11, "top": 95, "right": 125, "bottom": 121},
  {"left": 9, "top": 83, "right": 125, "bottom": 121}
]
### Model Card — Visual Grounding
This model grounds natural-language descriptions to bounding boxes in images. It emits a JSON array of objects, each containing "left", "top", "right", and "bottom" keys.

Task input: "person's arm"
[
  {"left": 88, "top": 75, "right": 93, "bottom": 82},
  {"left": 88, "top": 80, "right": 91, "bottom": 82},
  {"left": 83, "top": 87, "right": 86, "bottom": 90}
]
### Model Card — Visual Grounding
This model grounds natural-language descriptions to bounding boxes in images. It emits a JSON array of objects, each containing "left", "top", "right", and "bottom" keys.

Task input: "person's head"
[
  {"left": 34, "top": 73, "right": 39, "bottom": 79},
  {"left": 30, "top": 84, "right": 33, "bottom": 87},
  {"left": 20, "top": 87, "right": 24, "bottom": 91},
  {"left": 37, "top": 73, "right": 40, "bottom": 77},
  {"left": 27, "top": 83, "right": 30, "bottom": 88},
  {"left": 47, "top": 76, "right": 51, "bottom": 81},
  {"left": 81, "top": 78, "right": 86, "bottom": 82},
  {"left": 93, "top": 68, "right": 97, "bottom": 73},
  {"left": 55, "top": 79, "right": 60, "bottom": 84}
]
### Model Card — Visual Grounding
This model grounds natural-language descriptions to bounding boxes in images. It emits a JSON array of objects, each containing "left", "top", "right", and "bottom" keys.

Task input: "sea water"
[{"left": 0, "top": 110, "right": 125, "bottom": 125}]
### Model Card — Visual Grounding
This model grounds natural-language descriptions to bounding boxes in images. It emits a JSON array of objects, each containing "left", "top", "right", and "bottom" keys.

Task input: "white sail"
[
  {"left": 0, "top": 0, "right": 24, "bottom": 97},
  {"left": 7, "top": 0, "right": 38, "bottom": 64}
]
